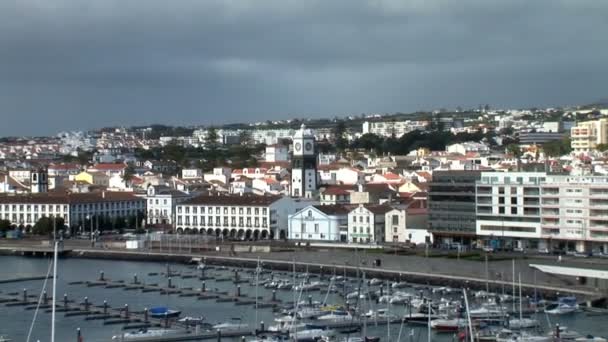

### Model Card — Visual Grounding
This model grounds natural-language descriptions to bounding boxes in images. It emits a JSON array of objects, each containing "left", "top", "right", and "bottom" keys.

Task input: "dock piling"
[
  {"left": 124, "top": 304, "right": 129, "bottom": 319},
  {"left": 133, "top": 274, "right": 138, "bottom": 284},
  {"left": 236, "top": 285, "right": 241, "bottom": 297},
  {"left": 22, "top": 288, "right": 27, "bottom": 303},
  {"left": 217, "top": 329, "right": 221, "bottom": 342},
  {"left": 144, "top": 307, "right": 148, "bottom": 322},
  {"left": 103, "top": 300, "right": 108, "bottom": 315},
  {"left": 272, "top": 290, "right": 276, "bottom": 301},
  {"left": 84, "top": 296, "right": 89, "bottom": 311},
  {"left": 76, "top": 328, "right": 81, "bottom": 342},
  {"left": 64, "top": 293, "right": 68, "bottom": 308},
  {"left": 99, "top": 270, "right": 104, "bottom": 281},
  {"left": 202, "top": 281, "right": 206, "bottom": 292},
  {"left": 43, "top": 290, "right": 48, "bottom": 305},
  {"left": 168, "top": 277, "right": 172, "bottom": 288}
]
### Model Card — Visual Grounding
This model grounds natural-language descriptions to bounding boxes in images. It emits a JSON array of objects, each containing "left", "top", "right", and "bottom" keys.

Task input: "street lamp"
[{"left": 86, "top": 215, "right": 93, "bottom": 247}]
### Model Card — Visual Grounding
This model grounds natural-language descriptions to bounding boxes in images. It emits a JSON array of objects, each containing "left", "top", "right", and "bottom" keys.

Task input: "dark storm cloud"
[{"left": 0, "top": 0, "right": 607, "bottom": 135}]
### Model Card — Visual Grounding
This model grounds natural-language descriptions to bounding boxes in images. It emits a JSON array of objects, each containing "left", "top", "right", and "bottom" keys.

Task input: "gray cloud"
[{"left": 0, "top": 0, "right": 607, "bottom": 135}]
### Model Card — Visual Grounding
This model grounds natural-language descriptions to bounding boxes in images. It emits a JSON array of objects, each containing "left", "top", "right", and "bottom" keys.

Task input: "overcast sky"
[{"left": 1, "top": 0, "right": 607, "bottom": 136}]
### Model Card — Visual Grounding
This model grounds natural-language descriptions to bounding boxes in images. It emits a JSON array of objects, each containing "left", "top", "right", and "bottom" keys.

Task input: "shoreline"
[{"left": 0, "top": 246, "right": 601, "bottom": 302}]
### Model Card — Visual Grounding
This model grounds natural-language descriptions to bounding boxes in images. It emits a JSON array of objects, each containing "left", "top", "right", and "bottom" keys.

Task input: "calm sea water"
[{"left": 0, "top": 256, "right": 606, "bottom": 342}]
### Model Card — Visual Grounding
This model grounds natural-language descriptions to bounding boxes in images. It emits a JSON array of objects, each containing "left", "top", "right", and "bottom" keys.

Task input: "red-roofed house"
[{"left": 347, "top": 204, "right": 392, "bottom": 244}]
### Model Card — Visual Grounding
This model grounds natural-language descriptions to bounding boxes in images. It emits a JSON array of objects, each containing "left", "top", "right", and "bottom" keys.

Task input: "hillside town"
[{"left": 1, "top": 106, "right": 608, "bottom": 255}]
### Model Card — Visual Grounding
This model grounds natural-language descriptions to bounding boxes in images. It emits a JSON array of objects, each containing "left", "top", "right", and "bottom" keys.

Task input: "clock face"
[
  {"left": 305, "top": 142, "right": 313, "bottom": 152},
  {"left": 295, "top": 142, "right": 302, "bottom": 151}
]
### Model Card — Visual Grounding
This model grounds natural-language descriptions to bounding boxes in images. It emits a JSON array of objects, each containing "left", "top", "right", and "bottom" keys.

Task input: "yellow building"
[
  {"left": 73, "top": 171, "right": 110, "bottom": 187},
  {"left": 570, "top": 118, "right": 608, "bottom": 152}
]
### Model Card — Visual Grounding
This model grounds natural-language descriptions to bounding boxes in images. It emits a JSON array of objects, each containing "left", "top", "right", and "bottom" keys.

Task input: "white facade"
[
  {"left": 476, "top": 172, "right": 608, "bottom": 253},
  {"left": 265, "top": 145, "right": 289, "bottom": 162},
  {"left": 203, "top": 167, "right": 231, "bottom": 185},
  {"left": 145, "top": 186, "right": 192, "bottom": 225},
  {"left": 318, "top": 167, "right": 364, "bottom": 186},
  {"left": 288, "top": 205, "right": 347, "bottom": 241},
  {"left": 384, "top": 207, "right": 431, "bottom": 245},
  {"left": 446, "top": 142, "right": 490, "bottom": 155},
  {"left": 362, "top": 120, "right": 428, "bottom": 138},
  {"left": 182, "top": 168, "right": 203, "bottom": 179},
  {"left": 347, "top": 204, "right": 389, "bottom": 244},
  {"left": 175, "top": 195, "right": 299, "bottom": 240}
]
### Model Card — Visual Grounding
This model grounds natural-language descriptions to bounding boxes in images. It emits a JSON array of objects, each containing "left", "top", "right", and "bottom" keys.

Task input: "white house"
[
  {"left": 384, "top": 200, "right": 430, "bottom": 245},
  {"left": 203, "top": 167, "right": 232, "bottom": 185},
  {"left": 145, "top": 185, "right": 193, "bottom": 226},
  {"left": 288, "top": 205, "right": 350, "bottom": 242},
  {"left": 347, "top": 204, "right": 392, "bottom": 244},
  {"left": 318, "top": 167, "right": 364, "bottom": 185},
  {"left": 182, "top": 168, "right": 203, "bottom": 179},
  {"left": 265, "top": 144, "right": 289, "bottom": 163},
  {"left": 446, "top": 142, "right": 490, "bottom": 155},
  {"left": 252, "top": 178, "right": 282, "bottom": 195}
]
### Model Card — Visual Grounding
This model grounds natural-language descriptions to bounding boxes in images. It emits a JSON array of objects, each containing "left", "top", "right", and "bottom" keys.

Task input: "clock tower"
[{"left": 291, "top": 124, "right": 317, "bottom": 198}]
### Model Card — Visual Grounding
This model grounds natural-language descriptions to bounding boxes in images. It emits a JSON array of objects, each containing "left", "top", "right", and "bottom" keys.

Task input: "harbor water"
[{"left": 0, "top": 256, "right": 606, "bottom": 341}]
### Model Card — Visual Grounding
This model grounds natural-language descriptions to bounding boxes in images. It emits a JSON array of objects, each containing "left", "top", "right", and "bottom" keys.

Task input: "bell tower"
[
  {"left": 30, "top": 168, "right": 48, "bottom": 193},
  {"left": 291, "top": 124, "right": 317, "bottom": 198}
]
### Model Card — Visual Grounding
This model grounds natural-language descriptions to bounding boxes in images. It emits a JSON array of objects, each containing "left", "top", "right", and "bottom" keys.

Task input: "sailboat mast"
[
  {"left": 51, "top": 241, "right": 58, "bottom": 342},
  {"left": 512, "top": 259, "right": 516, "bottom": 312},
  {"left": 519, "top": 273, "right": 523, "bottom": 323},
  {"left": 463, "top": 289, "right": 474, "bottom": 342}
]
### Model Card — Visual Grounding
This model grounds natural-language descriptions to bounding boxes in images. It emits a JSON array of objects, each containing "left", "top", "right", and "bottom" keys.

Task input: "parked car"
[
  {"left": 538, "top": 248, "right": 549, "bottom": 254},
  {"left": 513, "top": 246, "right": 525, "bottom": 253},
  {"left": 482, "top": 246, "right": 494, "bottom": 253}
]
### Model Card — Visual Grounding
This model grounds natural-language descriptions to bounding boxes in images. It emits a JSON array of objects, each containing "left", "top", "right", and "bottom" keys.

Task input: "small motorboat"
[
  {"left": 507, "top": 318, "right": 539, "bottom": 329},
  {"left": 317, "top": 310, "right": 353, "bottom": 322},
  {"left": 545, "top": 297, "right": 578, "bottom": 315},
  {"left": 178, "top": 316, "right": 205, "bottom": 325},
  {"left": 430, "top": 318, "right": 469, "bottom": 333},
  {"left": 149, "top": 307, "right": 181, "bottom": 319},
  {"left": 212, "top": 319, "right": 249, "bottom": 331},
  {"left": 369, "top": 278, "right": 382, "bottom": 286}
]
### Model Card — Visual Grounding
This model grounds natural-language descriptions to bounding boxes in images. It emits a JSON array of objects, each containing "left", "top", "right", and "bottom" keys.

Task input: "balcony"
[
  {"left": 477, "top": 196, "right": 492, "bottom": 205},
  {"left": 477, "top": 187, "right": 491, "bottom": 195},
  {"left": 523, "top": 198, "right": 540, "bottom": 206},
  {"left": 542, "top": 188, "right": 559, "bottom": 196},
  {"left": 523, "top": 188, "right": 540, "bottom": 196},
  {"left": 590, "top": 210, "right": 608, "bottom": 218},
  {"left": 591, "top": 200, "right": 608, "bottom": 208},
  {"left": 590, "top": 190, "right": 608, "bottom": 197},
  {"left": 541, "top": 208, "right": 559, "bottom": 216}
]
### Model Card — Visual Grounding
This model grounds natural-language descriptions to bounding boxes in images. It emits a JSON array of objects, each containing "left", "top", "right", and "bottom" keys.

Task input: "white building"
[
  {"left": 362, "top": 120, "right": 428, "bottom": 138},
  {"left": 384, "top": 200, "right": 430, "bottom": 245},
  {"left": 446, "top": 142, "right": 490, "bottom": 155},
  {"left": 145, "top": 185, "right": 193, "bottom": 226},
  {"left": 347, "top": 204, "right": 391, "bottom": 244},
  {"left": 318, "top": 167, "right": 364, "bottom": 186},
  {"left": 265, "top": 144, "right": 289, "bottom": 163},
  {"left": 0, "top": 191, "right": 145, "bottom": 232},
  {"left": 175, "top": 194, "right": 300, "bottom": 240},
  {"left": 182, "top": 168, "right": 203, "bottom": 179},
  {"left": 476, "top": 172, "right": 608, "bottom": 253},
  {"left": 203, "top": 167, "right": 232, "bottom": 185},
  {"left": 288, "top": 205, "right": 349, "bottom": 242}
]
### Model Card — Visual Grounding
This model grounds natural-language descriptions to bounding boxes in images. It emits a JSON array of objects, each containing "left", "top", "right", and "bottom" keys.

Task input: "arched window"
[{"left": 307, "top": 210, "right": 312, "bottom": 218}]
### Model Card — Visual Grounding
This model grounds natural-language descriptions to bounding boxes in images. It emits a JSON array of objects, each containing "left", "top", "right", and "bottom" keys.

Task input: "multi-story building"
[
  {"left": 291, "top": 124, "right": 318, "bottom": 198},
  {"left": 174, "top": 194, "right": 299, "bottom": 240},
  {"left": 362, "top": 120, "right": 428, "bottom": 138},
  {"left": 428, "top": 170, "right": 482, "bottom": 247},
  {"left": 145, "top": 185, "right": 193, "bottom": 226},
  {"left": 0, "top": 191, "right": 145, "bottom": 233},
  {"left": 570, "top": 118, "right": 608, "bottom": 152},
  {"left": 288, "top": 204, "right": 349, "bottom": 242},
  {"left": 347, "top": 204, "right": 391, "bottom": 244},
  {"left": 476, "top": 172, "right": 608, "bottom": 253}
]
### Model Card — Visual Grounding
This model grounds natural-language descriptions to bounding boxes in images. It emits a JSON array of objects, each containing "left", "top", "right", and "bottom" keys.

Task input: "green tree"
[
  {"left": 506, "top": 144, "right": 522, "bottom": 158},
  {"left": 205, "top": 127, "right": 220, "bottom": 152},
  {"left": 0, "top": 219, "right": 11, "bottom": 232},
  {"left": 122, "top": 165, "right": 136, "bottom": 186},
  {"left": 595, "top": 143, "right": 608, "bottom": 152},
  {"left": 332, "top": 120, "right": 348, "bottom": 152},
  {"left": 542, "top": 137, "right": 572, "bottom": 157},
  {"left": 238, "top": 130, "right": 253, "bottom": 146},
  {"left": 32, "top": 217, "right": 64, "bottom": 236}
]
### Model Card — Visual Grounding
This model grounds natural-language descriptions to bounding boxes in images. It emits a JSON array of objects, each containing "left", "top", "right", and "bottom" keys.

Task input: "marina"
[{"left": 0, "top": 255, "right": 607, "bottom": 341}]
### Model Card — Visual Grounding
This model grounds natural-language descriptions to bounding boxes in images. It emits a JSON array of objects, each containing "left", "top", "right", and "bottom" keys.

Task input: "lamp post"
[{"left": 86, "top": 215, "right": 93, "bottom": 247}]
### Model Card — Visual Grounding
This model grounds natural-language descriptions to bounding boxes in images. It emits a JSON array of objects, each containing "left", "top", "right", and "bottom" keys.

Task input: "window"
[
  {"left": 314, "top": 224, "right": 319, "bottom": 233},
  {"left": 511, "top": 207, "right": 517, "bottom": 214},
  {"left": 498, "top": 207, "right": 505, "bottom": 214},
  {"left": 201, "top": 216, "right": 205, "bottom": 226},
  {"left": 392, "top": 215, "right": 399, "bottom": 225},
  {"left": 511, "top": 197, "right": 517, "bottom": 205},
  {"left": 239, "top": 208, "right": 243, "bottom": 215},
  {"left": 231, "top": 208, "right": 236, "bottom": 215},
  {"left": 185, "top": 207, "right": 190, "bottom": 214},
  {"left": 192, "top": 207, "right": 197, "bottom": 214},
  {"left": 215, "top": 207, "right": 220, "bottom": 214},
  {"left": 177, "top": 207, "right": 182, "bottom": 214},
  {"left": 262, "top": 208, "right": 267, "bottom": 215},
  {"left": 499, "top": 197, "right": 505, "bottom": 204},
  {"left": 498, "top": 187, "right": 505, "bottom": 194},
  {"left": 393, "top": 227, "right": 397, "bottom": 233},
  {"left": 255, "top": 208, "right": 259, "bottom": 215},
  {"left": 246, "top": 208, "right": 251, "bottom": 215}
]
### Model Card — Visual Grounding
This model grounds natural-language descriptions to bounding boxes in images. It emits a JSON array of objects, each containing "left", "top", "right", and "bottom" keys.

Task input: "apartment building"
[
  {"left": 174, "top": 194, "right": 299, "bottom": 240},
  {"left": 570, "top": 118, "right": 608, "bottom": 152},
  {"left": 146, "top": 185, "right": 193, "bottom": 226},
  {"left": 362, "top": 120, "right": 428, "bottom": 138},
  {"left": 476, "top": 172, "right": 608, "bottom": 253}
]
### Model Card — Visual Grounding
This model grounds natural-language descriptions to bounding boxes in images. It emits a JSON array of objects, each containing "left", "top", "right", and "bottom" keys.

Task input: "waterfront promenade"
[{"left": 0, "top": 239, "right": 606, "bottom": 299}]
